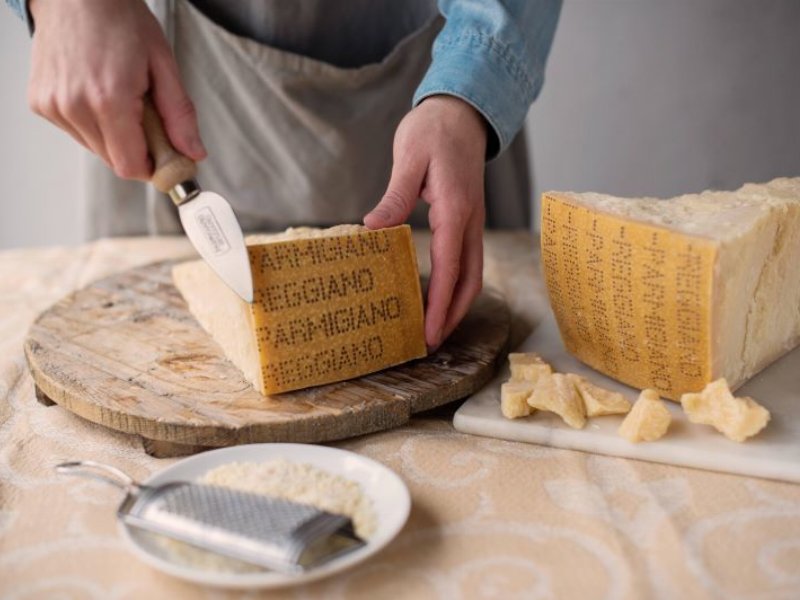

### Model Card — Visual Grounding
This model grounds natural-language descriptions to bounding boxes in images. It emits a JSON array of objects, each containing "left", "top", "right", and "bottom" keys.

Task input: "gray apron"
[{"left": 85, "top": 0, "right": 531, "bottom": 237}]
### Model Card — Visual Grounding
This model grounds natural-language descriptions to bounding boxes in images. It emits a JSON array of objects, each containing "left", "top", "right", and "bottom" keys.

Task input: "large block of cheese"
[
  {"left": 541, "top": 178, "right": 800, "bottom": 400},
  {"left": 172, "top": 224, "right": 427, "bottom": 395}
]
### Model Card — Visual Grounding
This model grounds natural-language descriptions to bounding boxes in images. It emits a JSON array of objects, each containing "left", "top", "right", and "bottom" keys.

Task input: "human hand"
[
  {"left": 364, "top": 95, "right": 487, "bottom": 351},
  {"left": 27, "top": 0, "right": 206, "bottom": 179}
]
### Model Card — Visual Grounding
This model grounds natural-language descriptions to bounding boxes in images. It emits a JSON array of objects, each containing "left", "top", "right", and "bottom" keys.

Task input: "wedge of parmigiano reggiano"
[
  {"left": 172, "top": 224, "right": 426, "bottom": 395},
  {"left": 541, "top": 178, "right": 800, "bottom": 400}
]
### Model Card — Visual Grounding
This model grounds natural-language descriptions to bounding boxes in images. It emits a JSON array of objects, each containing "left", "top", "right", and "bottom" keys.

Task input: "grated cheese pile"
[
  {"left": 150, "top": 459, "right": 376, "bottom": 573},
  {"left": 200, "top": 459, "right": 377, "bottom": 539}
]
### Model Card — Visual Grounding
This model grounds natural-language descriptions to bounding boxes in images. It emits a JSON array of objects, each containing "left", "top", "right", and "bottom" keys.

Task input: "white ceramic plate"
[{"left": 119, "top": 444, "right": 411, "bottom": 590}]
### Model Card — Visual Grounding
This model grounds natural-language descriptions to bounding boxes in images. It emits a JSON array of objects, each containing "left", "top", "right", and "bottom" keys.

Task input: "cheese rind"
[
  {"left": 618, "top": 389, "right": 671, "bottom": 442},
  {"left": 173, "top": 224, "right": 426, "bottom": 395},
  {"left": 541, "top": 178, "right": 800, "bottom": 399},
  {"left": 527, "top": 372, "right": 586, "bottom": 429},
  {"left": 680, "top": 378, "right": 770, "bottom": 442}
]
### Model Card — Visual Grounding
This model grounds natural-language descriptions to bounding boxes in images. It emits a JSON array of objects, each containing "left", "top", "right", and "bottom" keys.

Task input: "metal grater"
[{"left": 56, "top": 460, "right": 365, "bottom": 573}]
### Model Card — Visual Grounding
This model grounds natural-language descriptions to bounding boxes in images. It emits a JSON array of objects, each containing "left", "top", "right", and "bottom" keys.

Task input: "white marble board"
[{"left": 453, "top": 311, "right": 800, "bottom": 483}]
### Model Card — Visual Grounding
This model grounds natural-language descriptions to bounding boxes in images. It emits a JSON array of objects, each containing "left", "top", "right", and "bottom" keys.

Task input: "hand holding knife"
[{"left": 142, "top": 98, "right": 254, "bottom": 303}]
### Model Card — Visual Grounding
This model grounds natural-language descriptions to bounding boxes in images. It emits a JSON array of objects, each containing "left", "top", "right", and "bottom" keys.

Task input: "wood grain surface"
[{"left": 24, "top": 260, "right": 510, "bottom": 456}]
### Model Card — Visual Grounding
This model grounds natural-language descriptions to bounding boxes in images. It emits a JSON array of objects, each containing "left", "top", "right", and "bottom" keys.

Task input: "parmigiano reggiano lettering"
[
  {"left": 541, "top": 178, "right": 800, "bottom": 399},
  {"left": 172, "top": 225, "right": 426, "bottom": 395}
]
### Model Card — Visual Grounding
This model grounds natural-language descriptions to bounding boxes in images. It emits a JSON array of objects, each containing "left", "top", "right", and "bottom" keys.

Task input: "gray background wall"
[
  {"left": 1, "top": 5, "right": 85, "bottom": 248},
  {"left": 2, "top": 0, "right": 799, "bottom": 249}
]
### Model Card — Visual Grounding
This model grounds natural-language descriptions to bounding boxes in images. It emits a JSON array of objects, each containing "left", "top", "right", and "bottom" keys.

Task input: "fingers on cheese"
[
  {"left": 680, "top": 378, "right": 770, "bottom": 442},
  {"left": 541, "top": 178, "right": 800, "bottom": 400},
  {"left": 172, "top": 224, "right": 426, "bottom": 395},
  {"left": 618, "top": 389, "right": 672, "bottom": 443}
]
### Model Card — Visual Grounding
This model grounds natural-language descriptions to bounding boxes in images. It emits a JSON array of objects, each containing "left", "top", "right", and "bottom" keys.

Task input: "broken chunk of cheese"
[
  {"left": 527, "top": 372, "right": 586, "bottom": 429},
  {"left": 508, "top": 352, "right": 552, "bottom": 383},
  {"left": 541, "top": 178, "right": 800, "bottom": 400},
  {"left": 618, "top": 389, "right": 672, "bottom": 442},
  {"left": 568, "top": 375, "right": 632, "bottom": 417},
  {"left": 172, "top": 224, "right": 426, "bottom": 395},
  {"left": 500, "top": 381, "right": 537, "bottom": 419},
  {"left": 680, "top": 378, "right": 769, "bottom": 442}
]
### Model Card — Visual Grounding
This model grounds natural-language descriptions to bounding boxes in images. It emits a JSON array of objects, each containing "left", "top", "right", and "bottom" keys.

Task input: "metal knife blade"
[
  {"left": 141, "top": 98, "right": 253, "bottom": 303},
  {"left": 178, "top": 191, "right": 253, "bottom": 303}
]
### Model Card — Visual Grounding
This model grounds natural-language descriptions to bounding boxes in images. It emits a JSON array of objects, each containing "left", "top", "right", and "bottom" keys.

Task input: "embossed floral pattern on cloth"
[{"left": 1, "top": 234, "right": 799, "bottom": 599}]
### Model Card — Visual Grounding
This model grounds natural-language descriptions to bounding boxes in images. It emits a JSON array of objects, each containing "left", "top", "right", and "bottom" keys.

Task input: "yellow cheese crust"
[
  {"left": 541, "top": 192, "right": 717, "bottom": 400},
  {"left": 249, "top": 225, "right": 426, "bottom": 394},
  {"left": 175, "top": 225, "right": 426, "bottom": 395}
]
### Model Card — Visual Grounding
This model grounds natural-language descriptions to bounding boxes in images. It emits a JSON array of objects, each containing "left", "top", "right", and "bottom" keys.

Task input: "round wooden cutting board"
[{"left": 25, "top": 260, "right": 510, "bottom": 457}]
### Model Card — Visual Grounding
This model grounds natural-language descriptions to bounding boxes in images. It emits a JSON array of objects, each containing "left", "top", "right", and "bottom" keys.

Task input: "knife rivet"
[{"left": 169, "top": 180, "right": 201, "bottom": 206}]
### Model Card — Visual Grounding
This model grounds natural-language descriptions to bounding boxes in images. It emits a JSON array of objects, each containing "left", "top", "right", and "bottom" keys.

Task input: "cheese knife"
[{"left": 142, "top": 99, "right": 254, "bottom": 303}]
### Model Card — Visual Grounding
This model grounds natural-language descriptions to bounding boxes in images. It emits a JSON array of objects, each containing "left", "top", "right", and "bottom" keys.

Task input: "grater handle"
[{"left": 55, "top": 460, "right": 142, "bottom": 494}]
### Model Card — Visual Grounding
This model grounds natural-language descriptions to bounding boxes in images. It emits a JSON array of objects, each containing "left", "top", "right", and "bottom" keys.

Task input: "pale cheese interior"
[{"left": 172, "top": 252, "right": 262, "bottom": 390}]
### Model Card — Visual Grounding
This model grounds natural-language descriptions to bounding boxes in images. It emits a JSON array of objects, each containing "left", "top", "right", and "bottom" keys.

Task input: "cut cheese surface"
[
  {"left": 500, "top": 381, "right": 536, "bottom": 419},
  {"left": 173, "top": 224, "right": 426, "bottom": 395},
  {"left": 527, "top": 372, "right": 586, "bottom": 429},
  {"left": 618, "top": 389, "right": 671, "bottom": 443},
  {"left": 508, "top": 352, "right": 552, "bottom": 383},
  {"left": 541, "top": 178, "right": 800, "bottom": 399},
  {"left": 568, "top": 375, "right": 631, "bottom": 417}
]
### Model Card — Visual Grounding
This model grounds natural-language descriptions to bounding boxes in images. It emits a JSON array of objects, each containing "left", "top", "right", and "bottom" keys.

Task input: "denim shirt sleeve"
[
  {"left": 5, "top": 0, "right": 34, "bottom": 34},
  {"left": 415, "top": 0, "right": 562, "bottom": 159}
]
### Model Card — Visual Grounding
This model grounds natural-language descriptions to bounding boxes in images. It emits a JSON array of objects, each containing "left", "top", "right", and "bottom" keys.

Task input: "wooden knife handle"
[{"left": 142, "top": 97, "right": 197, "bottom": 196}]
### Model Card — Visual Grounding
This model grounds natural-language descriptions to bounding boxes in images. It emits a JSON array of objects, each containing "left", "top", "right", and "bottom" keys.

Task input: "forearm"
[{"left": 417, "top": 0, "right": 562, "bottom": 159}]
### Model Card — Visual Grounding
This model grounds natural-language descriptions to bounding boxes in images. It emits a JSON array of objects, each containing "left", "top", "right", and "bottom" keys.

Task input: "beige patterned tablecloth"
[{"left": 1, "top": 233, "right": 799, "bottom": 599}]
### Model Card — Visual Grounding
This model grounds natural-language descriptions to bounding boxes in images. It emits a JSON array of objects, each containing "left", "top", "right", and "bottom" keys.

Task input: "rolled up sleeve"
[
  {"left": 415, "top": 0, "right": 562, "bottom": 159},
  {"left": 5, "top": 0, "right": 34, "bottom": 34}
]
